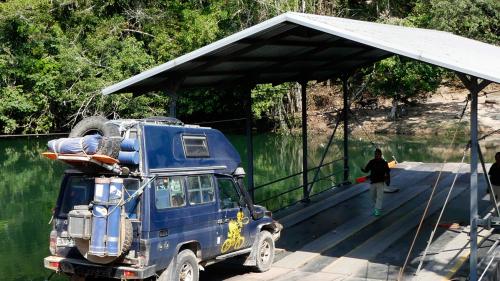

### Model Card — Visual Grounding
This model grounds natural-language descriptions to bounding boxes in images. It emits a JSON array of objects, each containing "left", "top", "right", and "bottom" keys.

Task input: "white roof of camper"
[{"left": 102, "top": 12, "right": 500, "bottom": 95}]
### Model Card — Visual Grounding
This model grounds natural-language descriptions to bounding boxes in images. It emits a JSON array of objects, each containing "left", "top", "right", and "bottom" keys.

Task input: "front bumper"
[{"left": 44, "top": 256, "right": 156, "bottom": 279}]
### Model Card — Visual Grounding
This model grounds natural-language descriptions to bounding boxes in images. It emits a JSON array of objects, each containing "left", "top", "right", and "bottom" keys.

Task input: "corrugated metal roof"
[{"left": 102, "top": 12, "right": 500, "bottom": 95}]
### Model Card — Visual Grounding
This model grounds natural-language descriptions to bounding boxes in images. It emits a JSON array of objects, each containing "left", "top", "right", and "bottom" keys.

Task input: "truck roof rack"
[{"left": 140, "top": 116, "right": 183, "bottom": 126}]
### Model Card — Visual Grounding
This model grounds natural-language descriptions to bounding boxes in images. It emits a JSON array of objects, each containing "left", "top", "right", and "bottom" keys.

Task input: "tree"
[
  {"left": 409, "top": 0, "right": 499, "bottom": 45},
  {"left": 367, "top": 56, "right": 443, "bottom": 120},
  {"left": 0, "top": 0, "right": 257, "bottom": 134}
]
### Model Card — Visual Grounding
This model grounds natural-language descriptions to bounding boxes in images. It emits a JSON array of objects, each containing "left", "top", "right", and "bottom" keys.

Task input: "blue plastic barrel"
[
  {"left": 120, "top": 138, "right": 139, "bottom": 152},
  {"left": 106, "top": 178, "right": 123, "bottom": 256},
  {"left": 89, "top": 177, "right": 110, "bottom": 256},
  {"left": 118, "top": 151, "right": 139, "bottom": 165}
]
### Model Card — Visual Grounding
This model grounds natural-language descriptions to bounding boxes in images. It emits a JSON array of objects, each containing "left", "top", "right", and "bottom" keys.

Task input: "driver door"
[{"left": 216, "top": 176, "right": 251, "bottom": 255}]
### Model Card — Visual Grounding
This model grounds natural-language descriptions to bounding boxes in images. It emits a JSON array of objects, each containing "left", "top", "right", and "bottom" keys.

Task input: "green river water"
[{"left": 0, "top": 133, "right": 496, "bottom": 281}]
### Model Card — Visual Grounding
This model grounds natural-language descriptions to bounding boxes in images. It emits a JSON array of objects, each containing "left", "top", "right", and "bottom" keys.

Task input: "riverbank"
[{"left": 307, "top": 82, "right": 500, "bottom": 139}]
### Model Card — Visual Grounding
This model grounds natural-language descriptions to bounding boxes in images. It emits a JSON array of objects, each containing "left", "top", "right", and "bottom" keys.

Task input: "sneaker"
[{"left": 373, "top": 208, "right": 381, "bottom": 216}]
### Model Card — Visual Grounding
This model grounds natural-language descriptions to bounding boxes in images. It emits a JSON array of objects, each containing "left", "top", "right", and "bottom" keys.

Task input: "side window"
[
  {"left": 155, "top": 177, "right": 186, "bottom": 210},
  {"left": 187, "top": 175, "right": 215, "bottom": 205},
  {"left": 217, "top": 177, "right": 241, "bottom": 209}
]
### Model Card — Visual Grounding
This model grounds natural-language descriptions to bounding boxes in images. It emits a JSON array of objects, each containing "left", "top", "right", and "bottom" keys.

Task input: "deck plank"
[
  {"left": 321, "top": 183, "right": 468, "bottom": 276},
  {"left": 274, "top": 185, "right": 430, "bottom": 269},
  {"left": 412, "top": 227, "right": 492, "bottom": 281},
  {"left": 279, "top": 162, "right": 422, "bottom": 228},
  {"left": 202, "top": 162, "right": 491, "bottom": 281}
]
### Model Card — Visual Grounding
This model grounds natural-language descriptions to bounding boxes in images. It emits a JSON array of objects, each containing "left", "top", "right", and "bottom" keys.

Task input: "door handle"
[{"left": 217, "top": 218, "right": 230, "bottom": 224}]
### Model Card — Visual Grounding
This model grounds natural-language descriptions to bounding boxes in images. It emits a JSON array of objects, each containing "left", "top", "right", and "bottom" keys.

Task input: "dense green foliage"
[
  {"left": 0, "top": 0, "right": 257, "bottom": 133},
  {"left": 0, "top": 0, "right": 498, "bottom": 134}
]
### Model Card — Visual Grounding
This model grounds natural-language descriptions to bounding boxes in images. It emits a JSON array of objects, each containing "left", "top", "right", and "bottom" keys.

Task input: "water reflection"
[
  {"left": 0, "top": 137, "right": 66, "bottom": 281},
  {"left": 0, "top": 134, "right": 497, "bottom": 280}
]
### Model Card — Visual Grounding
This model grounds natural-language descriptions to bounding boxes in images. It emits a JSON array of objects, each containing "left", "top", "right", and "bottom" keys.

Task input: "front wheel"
[
  {"left": 159, "top": 249, "right": 199, "bottom": 281},
  {"left": 254, "top": 231, "right": 275, "bottom": 272}
]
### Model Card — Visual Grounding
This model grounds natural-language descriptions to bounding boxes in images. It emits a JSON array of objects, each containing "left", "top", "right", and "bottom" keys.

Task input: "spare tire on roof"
[{"left": 70, "top": 116, "right": 121, "bottom": 158}]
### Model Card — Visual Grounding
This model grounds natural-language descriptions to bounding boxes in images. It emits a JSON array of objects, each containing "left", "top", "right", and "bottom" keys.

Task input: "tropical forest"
[{"left": 0, "top": 0, "right": 498, "bottom": 134}]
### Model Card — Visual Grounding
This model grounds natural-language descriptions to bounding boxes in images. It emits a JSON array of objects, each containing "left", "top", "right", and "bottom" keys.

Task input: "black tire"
[
  {"left": 97, "top": 137, "right": 121, "bottom": 159},
  {"left": 253, "top": 231, "right": 275, "bottom": 272},
  {"left": 69, "top": 116, "right": 121, "bottom": 158},
  {"left": 69, "top": 116, "right": 120, "bottom": 138},
  {"left": 120, "top": 216, "right": 133, "bottom": 257},
  {"left": 159, "top": 249, "right": 199, "bottom": 281},
  {"left": 75, "top": 217, "right": 133, "bottom": 264}
]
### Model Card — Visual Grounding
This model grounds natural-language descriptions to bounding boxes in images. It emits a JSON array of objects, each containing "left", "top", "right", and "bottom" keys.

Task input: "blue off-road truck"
[{"left": 43, "top": 117, "right": 282, "bottom": 281}]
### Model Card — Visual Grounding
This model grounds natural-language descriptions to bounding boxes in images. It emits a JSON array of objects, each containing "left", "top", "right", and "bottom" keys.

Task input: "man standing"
[
  {"left": 362, "top": 148, "right": 390, "bottom": 216},
  {"left": 489, "top": 152, "right": 500, "bottom": 205}
]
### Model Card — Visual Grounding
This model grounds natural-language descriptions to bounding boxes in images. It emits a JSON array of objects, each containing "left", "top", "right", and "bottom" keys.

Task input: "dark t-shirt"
[
  {"left": 363, "top": 158, "right": 390, "bottom": 183},
  {"left": 489, "top": 162, "right": 500, "bottom": 186}
]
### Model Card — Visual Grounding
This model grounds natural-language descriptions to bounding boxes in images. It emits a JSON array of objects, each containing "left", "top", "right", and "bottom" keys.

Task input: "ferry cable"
[
  {"left": 414, "top": 143, "right": 469, "bottom": 276},
  {"left": 398, "top": 96, "right": 470, "bottom": 280},
  {"left": 478, "top": 254, "right": 496, "bottom": 281},
  {"left": 415, "top": 137, "right": 500, "bottom": 278},
  {"left": 477, "top": 239, "right": 500, "bottom": 280}
]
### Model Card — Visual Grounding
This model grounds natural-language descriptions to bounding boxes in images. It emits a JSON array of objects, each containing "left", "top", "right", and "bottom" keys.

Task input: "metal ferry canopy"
[{"left": 102, "top": 12, "right": 500, "bottom": 95}]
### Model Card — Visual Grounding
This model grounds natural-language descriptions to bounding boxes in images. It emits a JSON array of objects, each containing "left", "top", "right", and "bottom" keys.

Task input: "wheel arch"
[
  {"left": 176, "top": 240, "right": 202, "bottom": 259},
  {"left": 257, "top": 220, "right": 283, "bottom": 235}
]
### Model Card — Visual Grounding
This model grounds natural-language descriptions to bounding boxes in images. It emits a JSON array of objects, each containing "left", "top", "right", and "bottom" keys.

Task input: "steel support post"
[
  {"left": 168, "top": 93, "right": 178, "bottom": 118},
  {"left": 470, "top": 87, "right": 479, "bottom": 281},
  {"left": 456, "top": 73, "right": 491, "bottom": 281},
  {"left": 342, "top": 76, "right": 349, "bottom": 183},
  {"left": 245, "top": 88, "right": 255, "bottom": 201},
  {"left": 301, "top": 82, "right": 309, "bottom": 202}
]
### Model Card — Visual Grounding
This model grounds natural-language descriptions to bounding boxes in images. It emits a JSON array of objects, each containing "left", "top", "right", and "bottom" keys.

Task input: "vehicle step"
[{"left": 216, "top": 248, "right": 252, "bottom": 260}]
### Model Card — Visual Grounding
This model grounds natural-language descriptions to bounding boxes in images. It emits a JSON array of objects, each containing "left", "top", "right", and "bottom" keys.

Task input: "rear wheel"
[
  {"left": 254, "top": 231, "right": 274, "bottom": 272},
  {"left": 159, "top": 249, "right": 199, "bottom": 281}
]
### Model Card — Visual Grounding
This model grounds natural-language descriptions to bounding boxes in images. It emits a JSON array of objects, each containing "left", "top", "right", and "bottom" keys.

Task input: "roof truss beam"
[
  {"left": 190, "top": 48, "right": 378, "bottom": 78},
  {"left": 187, "top": 25, "right": 302, "bottom": 75},
  {"left": 210, "top": 51, "right": 392, "bottom": 89},
  {"left": 456, "top": 73, "right": 491, "bottom": 93}
]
